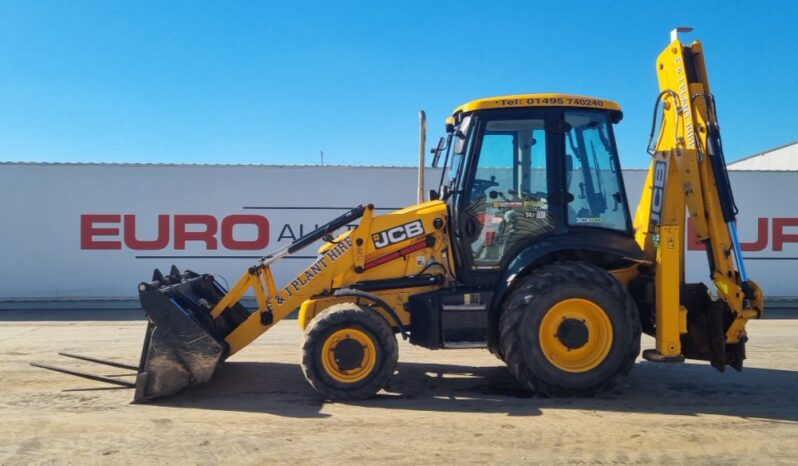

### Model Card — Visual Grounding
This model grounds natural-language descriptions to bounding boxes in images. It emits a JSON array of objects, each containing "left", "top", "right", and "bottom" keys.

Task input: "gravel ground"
[{"left": 1, "top": 310, "right": 796, "bottom": 465}]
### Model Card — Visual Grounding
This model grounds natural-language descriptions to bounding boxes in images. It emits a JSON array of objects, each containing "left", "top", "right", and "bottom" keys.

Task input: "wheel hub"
[
  {"left": 320, "top": 328, "right": 377, "bottom": 383},
  {"left": 333, "top": 338, "right": 365, "bottom": 371},
  {"left": 556, "top": 318, "right": 589, "bottom": 350}
]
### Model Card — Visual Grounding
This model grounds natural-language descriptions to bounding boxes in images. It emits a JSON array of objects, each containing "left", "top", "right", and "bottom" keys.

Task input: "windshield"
[{"left": 564, "top": 110, "right": 629, "bottom": 231}]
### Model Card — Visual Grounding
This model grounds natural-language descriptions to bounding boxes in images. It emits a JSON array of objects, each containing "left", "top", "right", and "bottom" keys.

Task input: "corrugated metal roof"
[
  {"left": 4, "top": 140, "right": 798, "bottom": 171},
  {"left": 728, "top": 140, "right": 798, "bottom": 171},
  {"left": 0, "top": 161, "right": 422, "bottom": 169}
]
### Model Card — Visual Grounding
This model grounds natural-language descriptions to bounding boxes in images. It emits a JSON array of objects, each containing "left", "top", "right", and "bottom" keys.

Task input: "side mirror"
[
  {"left": 431, "top": 136, "right": 447, "bottom": 168},
  {"left": 429, "top": 189, "right": 440, "bottom": 201}
]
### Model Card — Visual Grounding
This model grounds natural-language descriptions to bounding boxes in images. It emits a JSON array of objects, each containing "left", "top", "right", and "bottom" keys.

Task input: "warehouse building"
[
  {"left": 728, "top": 140, "right": 798, "bottom": 171},
  {"left": 1, "top": 154, "right": 797, "bottom": 310}
]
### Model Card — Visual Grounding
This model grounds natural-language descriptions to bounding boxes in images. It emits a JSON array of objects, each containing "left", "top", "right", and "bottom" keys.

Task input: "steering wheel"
[
  {"left": 507, "top": 189, "right": 545, "bottom": 202},
  {"left": 528, "top": 191, "right": 547, "bottom": 202},
  {"left": 471, "top": 176, "right": 499, "bottom": 197}
]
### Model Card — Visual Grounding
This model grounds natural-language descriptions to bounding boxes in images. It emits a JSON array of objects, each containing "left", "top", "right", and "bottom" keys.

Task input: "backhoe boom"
[{"left": 633, "top": 28, "right": 763, "bottom": 368}]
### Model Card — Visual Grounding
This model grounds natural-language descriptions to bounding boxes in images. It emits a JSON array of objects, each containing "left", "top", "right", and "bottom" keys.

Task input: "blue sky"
[{"left": 1, "top": 1, "right": 795, "bottom": 168}]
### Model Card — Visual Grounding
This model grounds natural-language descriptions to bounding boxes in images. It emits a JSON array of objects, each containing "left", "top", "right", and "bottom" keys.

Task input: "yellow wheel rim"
[
  {"left": 320, "top": 328, "right": 377, "bottom": 383},
  {"left": 538, "top": 298, "right": 613, "bottom": 373}
]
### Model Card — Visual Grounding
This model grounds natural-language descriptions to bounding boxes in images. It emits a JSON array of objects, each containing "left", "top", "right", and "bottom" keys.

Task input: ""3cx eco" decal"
[{"left": 372, "top": 220, "right": 425, "bottom": 249}]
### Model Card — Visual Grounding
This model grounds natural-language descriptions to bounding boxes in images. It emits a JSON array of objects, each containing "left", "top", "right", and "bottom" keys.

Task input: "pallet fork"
[{"left": 30, "top": 352, "right": 138, "bottom": 388}]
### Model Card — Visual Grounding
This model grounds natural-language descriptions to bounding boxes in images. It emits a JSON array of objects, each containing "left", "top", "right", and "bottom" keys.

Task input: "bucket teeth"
[
  {"left": 170, "top": 265, "right": 181, "bottom": 279},
  {"left": 152, "top": 269, "right": 164, "bottom": 282}
]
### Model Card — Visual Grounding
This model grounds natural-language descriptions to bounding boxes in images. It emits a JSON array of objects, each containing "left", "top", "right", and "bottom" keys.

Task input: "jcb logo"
[
  {"left": 372, "top": 220, "right": 425, "bottom": 249},
  {"left": 649, "top": 160, "right": 667, "bottom": 231}
]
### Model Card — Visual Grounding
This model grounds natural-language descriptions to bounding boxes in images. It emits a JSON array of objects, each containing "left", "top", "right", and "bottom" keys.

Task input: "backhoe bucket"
[{"left": 135, "top": 266, "right": 250, "bottom": 402}]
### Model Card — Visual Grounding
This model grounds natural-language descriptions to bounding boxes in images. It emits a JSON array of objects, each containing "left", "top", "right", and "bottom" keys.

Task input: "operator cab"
[{"left": 431, "top": 94, "right": 639, "bottom": 288}]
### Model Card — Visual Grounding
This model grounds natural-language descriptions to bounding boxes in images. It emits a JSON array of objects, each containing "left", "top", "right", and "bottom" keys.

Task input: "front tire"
[
  {"left": 301, "top": 303, "right": 398, "bottom": 400},
  {"left": 499, "top": 261, "right": 640, "bottom": 396}
]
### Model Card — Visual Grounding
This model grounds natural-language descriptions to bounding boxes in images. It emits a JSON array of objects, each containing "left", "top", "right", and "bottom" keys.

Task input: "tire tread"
[
  {"left": 301, "top": 303, "right": 398, "bottom": 400},
  {"left": 499, "top": 261, "right": 641, "bottom": 396}
]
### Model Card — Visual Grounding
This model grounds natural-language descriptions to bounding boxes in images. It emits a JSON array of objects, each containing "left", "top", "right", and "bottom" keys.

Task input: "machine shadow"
[
  {"left": 150, "top": 360, "right": 798, "bottom": 422},
  {"left": 149, "top": 361, "right": 331, "bottom": 419},
  {"left": 363, "top": 361, "right": 798, "bottom": 422}
]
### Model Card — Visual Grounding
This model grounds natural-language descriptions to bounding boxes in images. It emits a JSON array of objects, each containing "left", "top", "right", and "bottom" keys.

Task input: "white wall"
[
  {"left": 624, "top": 169, "right": 797, "bottom": 297},
  {"left": 0, "top": 163, "right": 795, "bottom": 300}
]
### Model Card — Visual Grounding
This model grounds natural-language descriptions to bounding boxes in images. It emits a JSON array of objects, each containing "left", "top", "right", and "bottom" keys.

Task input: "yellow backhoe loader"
[{"left": 36, "top": 28, "right": 763, "bottom": 401}]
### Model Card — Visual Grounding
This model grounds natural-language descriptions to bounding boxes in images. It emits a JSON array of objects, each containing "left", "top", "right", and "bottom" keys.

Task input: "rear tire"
[
  {"left": 301, "top": 303, "right": 398, "bottom": 400},
  {"left": 499, "top": 261, "right": 640, "bottom": 396}
]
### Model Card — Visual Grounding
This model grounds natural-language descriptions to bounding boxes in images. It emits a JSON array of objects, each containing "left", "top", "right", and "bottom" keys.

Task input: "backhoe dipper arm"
[{"left": 633, "top": 28, "right": 763, "bottom": 362}]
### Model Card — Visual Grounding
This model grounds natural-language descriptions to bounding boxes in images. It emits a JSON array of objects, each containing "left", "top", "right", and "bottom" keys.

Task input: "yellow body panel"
[
  {"left": 298, "top": 288, "right": 429, "bottom": 329},
  {"left": 300, "top": 201, "right": 449, "bottom": 329}
]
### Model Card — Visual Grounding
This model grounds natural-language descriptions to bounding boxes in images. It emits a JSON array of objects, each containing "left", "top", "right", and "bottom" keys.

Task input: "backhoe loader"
[{"left": 36, "top": 28, "right": 763, "bottom": 401}]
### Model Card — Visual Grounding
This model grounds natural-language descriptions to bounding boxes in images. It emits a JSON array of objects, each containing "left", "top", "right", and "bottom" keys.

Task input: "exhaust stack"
[{"left": 418, "top": 110, "right": 427, "bottom": 203}]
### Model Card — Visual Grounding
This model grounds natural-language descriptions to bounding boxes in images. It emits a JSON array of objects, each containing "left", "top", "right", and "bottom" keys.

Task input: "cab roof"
[{"left": 448, "top": 93, "right": 622, "bottom": 123}]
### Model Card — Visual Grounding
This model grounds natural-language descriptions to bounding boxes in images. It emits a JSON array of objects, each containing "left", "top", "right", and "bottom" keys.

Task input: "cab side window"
[{"left": 564, "top": 111, "right": 628, "bottom": 231}]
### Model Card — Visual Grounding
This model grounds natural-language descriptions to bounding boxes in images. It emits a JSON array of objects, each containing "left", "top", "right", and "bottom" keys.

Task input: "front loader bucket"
[{"left": 135, "top": 266, "right": 250, "bottom": 402}]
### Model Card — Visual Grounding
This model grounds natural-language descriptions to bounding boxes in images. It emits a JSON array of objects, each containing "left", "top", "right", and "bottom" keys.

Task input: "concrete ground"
[{"left": 1, "top": 311, "right": 796, "bottom": 465}]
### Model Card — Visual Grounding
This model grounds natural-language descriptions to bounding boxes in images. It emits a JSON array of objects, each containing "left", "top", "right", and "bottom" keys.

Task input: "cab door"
[{"left": 450, "top": 111, "right": 559, "bottom": 286}]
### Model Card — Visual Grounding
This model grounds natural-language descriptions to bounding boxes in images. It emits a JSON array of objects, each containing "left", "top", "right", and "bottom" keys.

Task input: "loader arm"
[
  {"left": 211, "top": 204, "right": 372, "bottom": 355},
  {"left": 132, "top": 201, "right": 451, "bottom": 401},
  {"left": 633, "top": 28, "right": 764, "bottom": 366}
]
